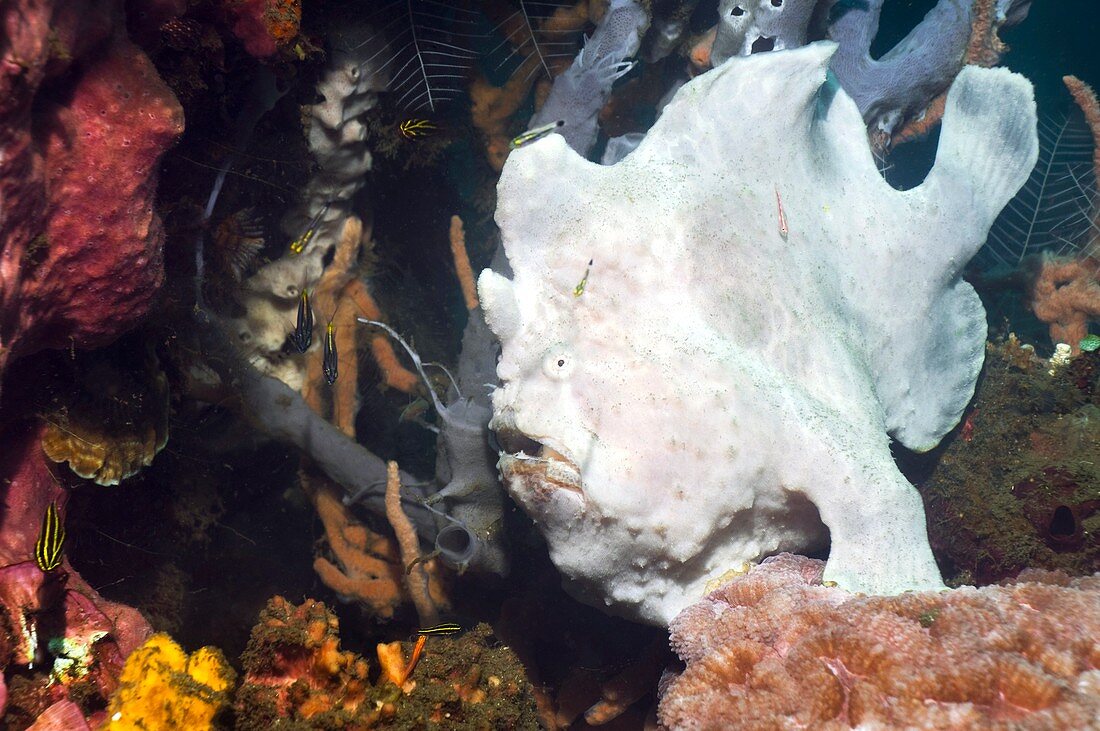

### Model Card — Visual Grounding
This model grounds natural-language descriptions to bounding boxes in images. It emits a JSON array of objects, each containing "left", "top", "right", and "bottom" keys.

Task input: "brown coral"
[
  {"left": 38, "top": 341, "right": 169, "bottom": 486},
  {"left": 659, "top": 554, "right": 1100, "bottom": 730}
]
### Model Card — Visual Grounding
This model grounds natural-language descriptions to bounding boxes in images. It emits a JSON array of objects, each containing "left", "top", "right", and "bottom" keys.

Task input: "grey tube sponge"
[
  {"left": 711, "top": 0, "right": 818, "bottom": 65},
  {"left": 827, "top": 0, "right": 1030, "bottom": 139},
  {"left": 531, "top": 0, "right": 649, "bottom": 157}
]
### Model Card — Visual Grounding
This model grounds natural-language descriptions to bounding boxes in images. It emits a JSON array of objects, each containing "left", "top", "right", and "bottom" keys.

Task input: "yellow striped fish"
[
  {"left": 322, "top": 316, "right": 338, "bottom": 385},
  {"left": 417, "top": 623, "right": 461, "bottom": 636},
  {"left": 35, "top": 501, "right": 65, "bottom": 572},
  {"left": 509, "top": 119, "right": 564, "bottom": 150}
]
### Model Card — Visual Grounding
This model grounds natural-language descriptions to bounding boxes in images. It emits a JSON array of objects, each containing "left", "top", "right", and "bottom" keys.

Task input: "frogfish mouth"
[{"left": 490, "top": 423, "right": 585, "bottom": 509}]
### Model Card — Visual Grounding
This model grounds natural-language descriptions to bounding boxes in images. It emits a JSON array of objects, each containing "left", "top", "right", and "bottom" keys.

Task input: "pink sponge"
[{"left": 0, "top": 0, "right": 182, "bottom": 376}]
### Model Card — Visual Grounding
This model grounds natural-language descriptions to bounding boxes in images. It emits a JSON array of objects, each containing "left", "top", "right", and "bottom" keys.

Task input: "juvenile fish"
[
  {"left": 510, "top": 120, "right": 564, "bottom": 150},
  {"left": 35, "top": 501, "right": 65, "bottom": 572},
  {"left": 292, "top": 289, "right": 314, "bottom": 353},
  {"left": 775, "top": 186, "right": 789, "bottom": 240},
  {"left": 573, "top": 259, "right": 593, "bottom": 297},
  {"left": 399, "top": 118, "right": 439, "bottom": 139}
]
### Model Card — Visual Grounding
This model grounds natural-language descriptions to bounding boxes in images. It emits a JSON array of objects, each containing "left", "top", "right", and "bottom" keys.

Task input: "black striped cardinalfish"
[
  {"left": 35, "top": 501, "right": 65, "bottom": 572},
  {"left": 322, "top": 310, "right": 338, "bottom": 385},
  {"left": 289, "top": 202, "right": 331, "bottom": 255},
  {"left": 292, "top": 289, "right": 314, "bottom": 353},
  {"left": 399, "top": 118, "right": 439, "bottom": 140}
]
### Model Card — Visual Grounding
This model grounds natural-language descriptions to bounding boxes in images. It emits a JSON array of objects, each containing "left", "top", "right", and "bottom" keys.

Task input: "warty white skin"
[{"left": 480, "top": 43, "right": 1038, "bottom": 625}]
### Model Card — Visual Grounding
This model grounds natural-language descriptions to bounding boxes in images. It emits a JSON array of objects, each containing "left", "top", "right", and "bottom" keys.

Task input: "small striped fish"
[
  {"left": 35, "top": 501, "right": 65, "bottom": 572},
  {"left": 417, "top": 622, "right": 461, "bottom": 636},
  {"left": 399, "top": 118, "right": 439, "bottom": 140},
  {"left": 322, "top": 318, "right": 338, "bottom": 385}
]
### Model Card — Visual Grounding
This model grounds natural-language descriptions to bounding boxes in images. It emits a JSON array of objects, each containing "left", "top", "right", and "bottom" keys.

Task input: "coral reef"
[
  {"left": 235, "top": 596, "right": 538, "bottom": 729},
  {"left": 225, "top": 0, "right": 302, "bottom": 59},
  {"left": 235, "top": 596, "right": 375, "bottom": 727},
  {"left": 0, "top": 425, "right": 152, "bottom": 725},
  {"left": 0, "top": 0, "right": 183, "bottom": 378},
  {"left": 921, "top": 337, "right": 1100, "bottom": 584},
  {"left": 103, "top": 633, "right": 235, "bottom": 730},
  {"left": 1030, "top": 253, "right": 1100, "bottom": 355},
  {"left": 480, "top": 43, "right": 1036, "bottom": 624},
  {"left": 305, "top": 472, "right": 409, "bottom": 620},
  {"left": 659, "top": 553, "right": 1100, "bottom": 730}
]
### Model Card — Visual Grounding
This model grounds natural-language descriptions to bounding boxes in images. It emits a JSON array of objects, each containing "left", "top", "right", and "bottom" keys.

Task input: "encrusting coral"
[
  {"left": 102, "top": 633, "right": 235, "bottom": 731},
  {"left": 38, "top": 342, "right": 170, "bottom": 486},
  {"left": 235, "top": 596, "right": 376, "bottom": 727},
  {"left": 921, "top": 337, "right": 1100, "bottom": 584},
  {"left": 659, "top": 553, "right": 1100, "bottom": 730},
  {"left": 235, "top": 596, "right": 539, "bottom": 729}
]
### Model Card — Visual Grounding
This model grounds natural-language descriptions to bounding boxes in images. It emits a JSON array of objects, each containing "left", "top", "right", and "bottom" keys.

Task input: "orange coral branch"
[
  {"left": 1064, "top": 75, "right": 1100, "bottom": 192},
  {"left": 889, "top": 94, "right": 947, "bottom": 149},
  {"left": 384, "top": 460, "right": 445, "bottom": 627},
  {"left": 964, "top": 0, "right": 1009, "bottom": 68},
  {"left": 303, "top": 471, "right": 405, "bottom": 619},
  {"left": 1030, "top": 254, "right": 1100, "bottom": 353},
  {"left": 449, "top": 215, "right": 478, "bottom": 311},
  {"left": 345, "top": 283, "right": 420, "bottom": 394},
  {"left": 583, "top": 638, "right": 666, "bottom": 725}
]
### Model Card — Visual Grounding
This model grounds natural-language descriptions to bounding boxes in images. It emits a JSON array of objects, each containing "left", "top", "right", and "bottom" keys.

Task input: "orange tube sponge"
[{"left": 102, "top": 633, "right": 235, "bottom": 730}]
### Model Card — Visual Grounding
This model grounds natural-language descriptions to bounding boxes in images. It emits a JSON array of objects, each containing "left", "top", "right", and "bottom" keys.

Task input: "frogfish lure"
[
  {"left": 293, "top": 289, "right": 314, "bottom": 353},
  {"left": 322, "top": 313, "right": 338, "bottom": 385},
  {"left": 289, "top": 201, "right": 331, "bottom": 255},
  {"left": 35, "top": 501, "right": 65, "bottom": 572},
  {"left": 573, "top": 259, "right": 593, "bottom": 297},
  {"left": 399, "top": 118, "right": 439, "bottom": 139},
  {"left": 775, "top": 186, "right": 789, "bottom": 240},
  {"left": 509, "top": 120, "right": 564, "bottom": 150}
]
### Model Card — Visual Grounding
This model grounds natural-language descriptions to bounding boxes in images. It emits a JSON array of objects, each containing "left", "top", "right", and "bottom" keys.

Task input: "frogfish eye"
[{"left": 543, "top": 348, "right": 575, "bottom": 380}]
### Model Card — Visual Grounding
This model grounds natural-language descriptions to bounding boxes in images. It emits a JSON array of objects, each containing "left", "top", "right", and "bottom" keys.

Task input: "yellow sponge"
[{"left": 102, "top": 633, "right": 235, "bottom": 730}]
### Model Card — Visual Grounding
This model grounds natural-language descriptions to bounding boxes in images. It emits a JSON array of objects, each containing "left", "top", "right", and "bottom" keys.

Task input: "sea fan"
[
  {"left": 363, "top": 0, "right": 482, "bottom": 112},
  {"left": 486, "top": 0, "right": 586, "bottom": 83},
  {"left": 982, "top": 108, "right": 1098, "bottom": 267}
]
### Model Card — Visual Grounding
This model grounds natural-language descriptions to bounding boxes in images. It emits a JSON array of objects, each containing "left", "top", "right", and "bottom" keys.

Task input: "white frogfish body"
[{"left": 479, "top": 43, "right": 1038, "bottom": 625}]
